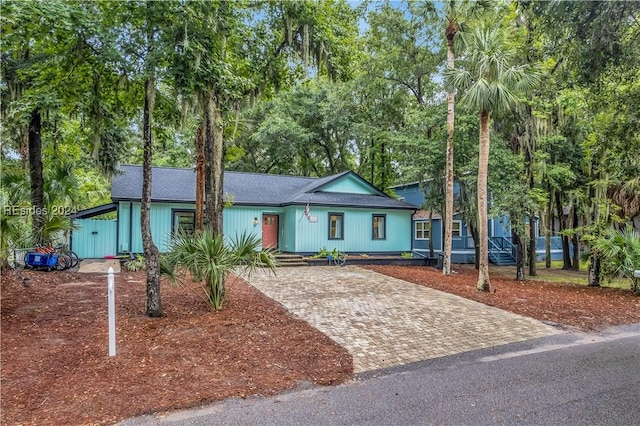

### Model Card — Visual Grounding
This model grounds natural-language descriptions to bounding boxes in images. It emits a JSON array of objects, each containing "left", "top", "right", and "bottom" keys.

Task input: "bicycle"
[
  {"left": 327, "top": 252, "right": 347, "bottom": 267},
  {"left": 25, "top": 244, "right": 80, "bottom": 271}
]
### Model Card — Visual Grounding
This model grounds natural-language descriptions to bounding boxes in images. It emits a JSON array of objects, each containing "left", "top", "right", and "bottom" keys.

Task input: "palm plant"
[
  {"left": 0, "top": 167, "right": 31, "bottom": 267},
  {"left": 414, "top": 0, "right": 489, "bottom": 276},
  {"left": 445, "top": 24, "right": 538, "bottom": 291},
  {"left": 163, "top": 230, "right": 277, "bottom": 310},
  {"left": 590, "top": 228, "right": 640, "bottom": 294}
]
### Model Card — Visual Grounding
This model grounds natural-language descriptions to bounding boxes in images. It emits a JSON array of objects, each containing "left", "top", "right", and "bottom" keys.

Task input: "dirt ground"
[
  {"left": 2, "top": 264, "right": 640, "bottom": 425},
  {"left": 1, "top": 268, "right": 352, "bottom": 426}
]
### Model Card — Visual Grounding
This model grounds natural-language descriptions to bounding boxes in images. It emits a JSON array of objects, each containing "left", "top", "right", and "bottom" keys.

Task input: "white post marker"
[{"left": 108, "top": 266, "right": 116, "bottom": 356}]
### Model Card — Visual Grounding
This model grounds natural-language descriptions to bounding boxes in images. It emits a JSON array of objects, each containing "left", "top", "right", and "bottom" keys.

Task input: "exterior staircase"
[
  {"left": 488, "top": 250, "right": 517, "bottom": 266},
  {"left": 488, "top": 237, "right": 517, "bottom": 266},
  {"left": 274, "top": 252, "right": 308, "bottom": 267}
]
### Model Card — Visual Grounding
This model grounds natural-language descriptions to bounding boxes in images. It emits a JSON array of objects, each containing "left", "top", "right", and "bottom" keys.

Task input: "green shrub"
[
  {"left": 590, "top": 228, "right": 640, "bottom": 294},
  {"left": 124, "top": 254, "right": 146, "bottom": 272},
  {"left": 163, "top": 230, "right": 277, "bottom": 310}
]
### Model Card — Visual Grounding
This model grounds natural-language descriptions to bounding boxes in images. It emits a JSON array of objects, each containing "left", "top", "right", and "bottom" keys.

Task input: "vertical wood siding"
[
  {"left": 118, "top": 202, "right": 195, "bottom": 253},
  {"left": 222, "top": 206, "right": 283, "bottom": 245},
  {"left": 294, "top": 206, "right": 411, "bottom": 254},
  {"left": 71, "top": 219, "right": 117, "bottom": 258},
  {"left": 320, "top": 175, "right": 377, "bottom": 194},
  {"left": 118, "top": 202, "right": 411, "bottom": 255}
]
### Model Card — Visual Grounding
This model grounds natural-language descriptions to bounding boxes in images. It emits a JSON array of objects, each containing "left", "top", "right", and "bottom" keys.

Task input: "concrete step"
[{"left": 274, "top": 253, "right": 308, "bottom": 267}]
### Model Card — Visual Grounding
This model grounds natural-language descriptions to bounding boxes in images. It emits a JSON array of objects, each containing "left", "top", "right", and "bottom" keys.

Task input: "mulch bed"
[
  {"left": 2, "top": 264, "right": 639, "bottom": 425},
  {"left": 1, "top": 268, "right": 352, "bottom": 426},
  {"left": 363, "top": 264, "right": 640, "bottom": 331}
]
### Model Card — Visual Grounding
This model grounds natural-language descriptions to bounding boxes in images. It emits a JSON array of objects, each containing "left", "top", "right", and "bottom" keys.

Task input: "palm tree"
[
  {"left": 413, "top": 0, "right": 488, "bottom": 276},
  {"left": 163, "top": 231, "right": 277, "bottom": 310},
  {"left": 441, "top": 1, "right": 488, "bottom": 276},
  {"left": 446, "top": 25, "right": 538, "bottom": 291}
]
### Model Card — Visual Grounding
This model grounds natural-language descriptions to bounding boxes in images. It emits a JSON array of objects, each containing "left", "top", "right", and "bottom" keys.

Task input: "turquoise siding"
[
  {"left": 293, "top": 206, "right": 411, "bottom": 253},
  {"left": 118, "top": 201, "right": 195, "bottom": 253},
  {"left": 321, "top": 175, "right": 377, "bottom": 194},
  {"left": 281, "top": 207, "right": 297, "bottom": 251},
  {"left": 222, "top": 206, "right": 283, "bottom": 244},
  {"left": 72, "top": 219, "right": 117, "bottom": 258},
  {"left": 117, "top": 202, "right": 411, "bottom": 255}
]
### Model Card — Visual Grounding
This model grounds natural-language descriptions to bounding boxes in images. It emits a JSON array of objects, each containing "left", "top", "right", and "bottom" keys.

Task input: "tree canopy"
[{"left": 2, "top": 0, "right": 638, "bottom": 288}]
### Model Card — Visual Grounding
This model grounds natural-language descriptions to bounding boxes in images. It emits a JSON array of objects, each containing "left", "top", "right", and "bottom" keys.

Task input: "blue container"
[{"left": 25, "top": 252, "right": 58, "bottom": 268}]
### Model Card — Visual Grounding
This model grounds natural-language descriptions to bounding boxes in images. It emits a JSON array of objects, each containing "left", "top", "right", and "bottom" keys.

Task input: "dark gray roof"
[
  {"left": 111, "top": 165, "right": 415, "bottom": 210},
  {"left": 70, "top": 202, "right": 118, "bottom": 219}
]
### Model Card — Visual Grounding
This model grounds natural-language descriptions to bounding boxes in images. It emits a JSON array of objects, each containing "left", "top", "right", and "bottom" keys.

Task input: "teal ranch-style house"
[
  {"left": 70, "top": 165, "right": 416, "bottom": 259},
  {"left": 391, "top": 181, "right": 564, "bottom": 265}
]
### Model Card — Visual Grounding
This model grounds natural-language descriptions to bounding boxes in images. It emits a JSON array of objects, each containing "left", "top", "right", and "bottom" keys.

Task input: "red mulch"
[
  {"left": 2, "top": 264, "right": 639, "bottom": 425},
  {"left": 363, "top": 264, "right": 640, "bottom": 332},
  {"left": 0, "top": 268, "right": 352, "bottom": 426}
]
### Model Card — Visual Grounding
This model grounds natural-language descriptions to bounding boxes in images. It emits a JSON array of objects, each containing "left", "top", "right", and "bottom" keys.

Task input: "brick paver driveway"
[{"left": 247, "top": 266, "right": 560, "bottom": 373}]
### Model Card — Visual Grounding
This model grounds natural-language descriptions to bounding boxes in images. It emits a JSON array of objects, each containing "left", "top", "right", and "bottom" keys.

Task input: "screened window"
[
  {"left": 328, "top": 213, "right": 344, "bottom": 240},
  {"left": 452, "top": 220, "right": 462, "bottom": 237},
  {"left": 372, "top": 214, "right": 386, "bottom": 240},
  {"left": 415, "top": 221, "right": 430, "bottom": 240},
  {"left": 173, "top": 210, "right": 195, "bottom": 235}
]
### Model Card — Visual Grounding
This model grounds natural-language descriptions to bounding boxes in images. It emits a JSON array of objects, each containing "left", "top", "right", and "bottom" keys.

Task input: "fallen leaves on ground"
[
  {"left": 2, "top": 264, "right": 639, "bottom": 425},
  {"left": 364, "top": 264, "right": 640, "bottom": 331},
  {"left": 0, "top": 268, "right": 352, "bottom": 426}
]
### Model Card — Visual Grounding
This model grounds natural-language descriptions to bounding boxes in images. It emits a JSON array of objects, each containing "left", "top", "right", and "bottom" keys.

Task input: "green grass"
[
  {"left": 543, "top": 259, "right": 588, "bottom": 272},
  {"left": 491, "top": 261, "right": 631, "bottom": 290}
]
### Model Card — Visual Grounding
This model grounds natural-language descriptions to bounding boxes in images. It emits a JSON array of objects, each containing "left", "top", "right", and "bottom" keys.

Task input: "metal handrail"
[{"left": 411, "top": 250, "right": 428, "bottom": 259}]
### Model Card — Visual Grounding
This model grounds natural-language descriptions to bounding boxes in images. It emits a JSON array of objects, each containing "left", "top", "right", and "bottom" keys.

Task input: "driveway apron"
[{"left": 247, "top": 266, "right": 560, "bottom": 373}]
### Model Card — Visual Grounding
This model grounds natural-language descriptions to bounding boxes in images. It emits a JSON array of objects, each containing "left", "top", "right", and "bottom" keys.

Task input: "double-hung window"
[
  {"left": 415, "top": 221, "right": 430, "bottom": 240},
  {"left": 452, "top": 220, "right": 462, "bottom": 237},
  {"left": 372, "top": 214, "right": 386, "bottom": 240},
  {"left": 328, "top": 213, "right": 344, "bottom": 240}
]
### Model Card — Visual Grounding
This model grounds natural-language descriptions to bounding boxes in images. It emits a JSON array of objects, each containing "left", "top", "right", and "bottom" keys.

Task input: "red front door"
[{"left": 261, "top": 214, "right": 279, "bottom": 249}]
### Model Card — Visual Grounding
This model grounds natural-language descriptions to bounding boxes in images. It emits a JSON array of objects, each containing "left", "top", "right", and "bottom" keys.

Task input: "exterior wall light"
[{"left": 253, "top": 217, "right": 259, "bottom": 226}]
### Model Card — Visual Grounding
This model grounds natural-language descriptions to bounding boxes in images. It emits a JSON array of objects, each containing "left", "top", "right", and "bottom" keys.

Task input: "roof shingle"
[{"left": 111, "top": 165, "right": 415, "bottom": 210}]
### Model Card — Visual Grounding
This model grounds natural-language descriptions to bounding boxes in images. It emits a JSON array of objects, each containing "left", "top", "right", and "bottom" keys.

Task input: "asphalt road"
[{"left": 120, "top": 324, "right": 640, "bottom": 426}]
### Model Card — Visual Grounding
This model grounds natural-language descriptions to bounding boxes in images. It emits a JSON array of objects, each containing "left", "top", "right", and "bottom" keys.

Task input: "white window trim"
[
  {"left": 452, "top": 220, "right": 462, "bottom": 238},
  {"left": 415, "top": 220, "right": 430, "bottom": 240}
]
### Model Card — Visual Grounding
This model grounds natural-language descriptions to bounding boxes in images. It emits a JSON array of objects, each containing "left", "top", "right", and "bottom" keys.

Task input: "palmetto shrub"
[
  {"left": 590, "top": 227, "right": 640, "bottom": 294},
  {"left": 163, "top": 230, "right": 277, "bottom": 310}
]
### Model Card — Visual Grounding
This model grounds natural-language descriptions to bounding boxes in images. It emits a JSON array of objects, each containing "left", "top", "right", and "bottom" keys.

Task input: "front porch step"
[
  {"left": 489, "top": 251, "right": 517, "bottom": 266},
  {"left": 274, "top": 253, "right": 308, "bottom": 267}
]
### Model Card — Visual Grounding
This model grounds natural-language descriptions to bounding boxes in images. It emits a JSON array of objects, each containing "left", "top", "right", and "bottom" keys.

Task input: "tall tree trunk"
[
  {"left": 142, "top": 77, "right": 162, "bottom": 318},
  {"left": 468, "top": 221, "right": 479, "bottom": 270},
  {"left": 370, "top": 140, "right": 375, "bottom": 184},
  {"left": 587, "top": 255, "right": 601, "bottom": 287},
  {"left": 204, "top": 89, "right": 225, "bottom": 234},
  {"left": 513, "top": 230, "right": 524, "bottom": 281},
  {"left": 443, "top": 26, "right": 456, "bottom": 277},
  {"left": 526, "top": 147, "right": 537, "bottom": 276},
  {"left": 571, "top": 207, "right": 580, "bottom": 270},
  {"left": 477, "top": 110, "right": 490, "bottom": 291},
  {"left": 555, "top": 192, "right": 572, "bottom": 269},
  {"left": 587, "top": 170, "right": 601, "bottom": 287},
  {"left": 428, "top": 210, "right": 434, "bottom": 258},
  {"left": 28, "top": 108, "right": 45, "bottom": 244},
  {"left": 380, "top": 141, "right": 386, "bottom": 189},
  {"left": 545, "top": 191, "right": 552, "bottom": 268},
  {"left": 528, "top": 215, "right": 537, "bottom": 276},
  {"left": 195, "top": 123, "right": 205, "bottom": 232}
]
